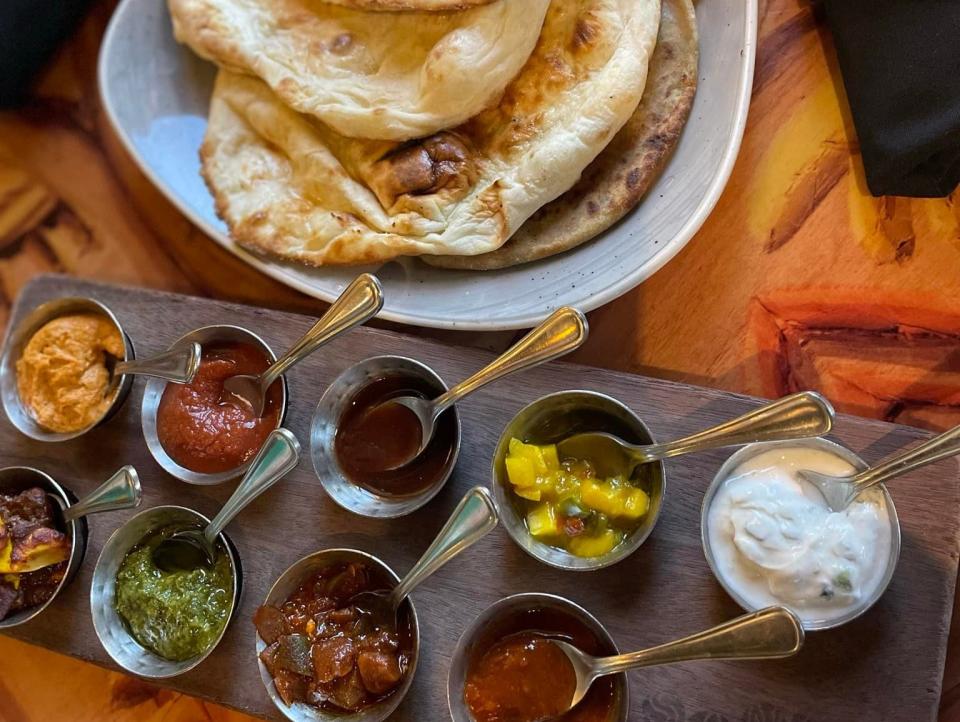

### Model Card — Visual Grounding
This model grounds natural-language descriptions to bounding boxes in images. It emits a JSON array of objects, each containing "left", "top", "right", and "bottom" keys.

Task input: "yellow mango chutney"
[{"left": 504, "top": 438, "right": 650, "bottom": 557}]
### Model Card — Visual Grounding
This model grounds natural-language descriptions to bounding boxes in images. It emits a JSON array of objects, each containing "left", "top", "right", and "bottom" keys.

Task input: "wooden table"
[{"left": 1, "top": 0, "right": 958, "bottom": 719}]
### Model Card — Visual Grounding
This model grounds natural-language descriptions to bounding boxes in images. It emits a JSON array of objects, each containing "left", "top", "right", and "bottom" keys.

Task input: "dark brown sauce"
[
  {"left": 464, "top": 607, "right": 618, "bottom": 722},
  {"left": 334, "top": 374, "right": 456, "bottom": 497}
]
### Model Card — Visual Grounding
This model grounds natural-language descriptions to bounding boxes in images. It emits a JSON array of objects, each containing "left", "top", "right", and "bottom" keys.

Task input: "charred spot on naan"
[{"left": 367, "top": 132, "right": 476, "bottom": 209}]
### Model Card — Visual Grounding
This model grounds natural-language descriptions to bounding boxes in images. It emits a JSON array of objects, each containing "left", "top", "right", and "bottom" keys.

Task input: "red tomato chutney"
[
  {"left": 156, "top": 342, "right": 282, "bottom": 473},
  {"left": 464, "top": 607, "right": 619, "bottom": 722}
]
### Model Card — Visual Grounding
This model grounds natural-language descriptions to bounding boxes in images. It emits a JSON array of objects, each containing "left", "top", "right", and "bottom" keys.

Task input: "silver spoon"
[
  {"left": 799, "top": 423, "right": 960, "bottom": 512},
  {"left": 108, "top": 342, "right": 201, "bottom": 384},
  {"left": 152, "top": 428, "right": 301, "bottom": 573},
  {"left": 351, "top": 486, "right": 498, "bottom": 626},
  {"left": 221, "top": 274, "right": 383, "bottom": 416},
  {"left": 61, "top": 465, "right": 142, "bottom": 524},
  {"left": 374, "top": 307, "right": 588, "bottom": 470},
  {"left": 557, "top": 391, "right": 834, "bottom": 478},
  {"left": 552, "top": 606, "right": 803, "bottom": 714}
]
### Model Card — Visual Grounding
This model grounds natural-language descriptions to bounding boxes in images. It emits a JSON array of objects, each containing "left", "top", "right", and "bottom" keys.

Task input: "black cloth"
[
  {"left": 822, "top": 0, "right": 960, "bottom": 197},
  {"left": 0, "top": 0, "right": 93, "bottom": 108}
]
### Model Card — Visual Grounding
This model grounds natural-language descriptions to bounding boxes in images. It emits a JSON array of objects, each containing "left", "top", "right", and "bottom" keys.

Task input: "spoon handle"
[
  {"left": 589, "top": 607, "right": 803, "bottom": 678},
  {"left": 389, "top": 487, "right": 498, "bottom": 607},
  {"left": 635, "top": 391, "right": 834, "bottom": 462},
  {"left": 62, "top": 466, "right": 142, "bottom": 522},
  {"left": 261, "top": 274, "right": 383, "bottom": 389},
  {"left": 431, "top": 307, "right": 587, "bottom": 416},
  {"left": 847, "top": 424, "right": 960, "bottom": 492},
  {"left": 204, "top": 429, "right": 301, "bottom": 544},
  {"left": 114, "top": 343, "right": 201, "bottom": 383}
]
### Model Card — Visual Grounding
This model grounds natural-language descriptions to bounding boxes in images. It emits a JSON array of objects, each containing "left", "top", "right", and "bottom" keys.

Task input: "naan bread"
[
  {"left": 169, "top": 0, "right": 549, "bottom": 141},
  {"left": 200, "top": 0, "right": 662, "bottom": 266},
  {"left": 426, "top": 0, "right": 697, "bottom": 270},
  {"left": 323, "top": 0, "right": 496, "bottom": 10}
]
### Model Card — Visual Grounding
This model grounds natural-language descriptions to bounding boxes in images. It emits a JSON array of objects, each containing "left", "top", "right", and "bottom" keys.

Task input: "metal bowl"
[
  {"left": 0, "top": 467, "right": 88, "bottom": 628},
  {"left": 491, "top": 390, "right": 666, "bottom": 571},
  {"left": 311, "top": 356, "right": 461, "bottom": 518},
  {"left": 257, "top": 548, "right": 420, "bottom": 722},
  {"left": 447, "top": 592, "right": 628, "bottom": 722},
  {"left": 90, "top": 505, "right": 242, "bottom": 677},
  {"left": 700, "top": 437, "right": 902, "bottom": 631},
  {"left": 141, "top": 324, "right": 288, "bottom": 485},
  {"left": 1, "top": 297, "right": 135, "bottom": 441}
]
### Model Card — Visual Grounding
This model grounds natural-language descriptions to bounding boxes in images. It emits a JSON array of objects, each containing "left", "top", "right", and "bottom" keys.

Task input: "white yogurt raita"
[{"left": 706, "top": 446, "right": 892, "bottom": 624}]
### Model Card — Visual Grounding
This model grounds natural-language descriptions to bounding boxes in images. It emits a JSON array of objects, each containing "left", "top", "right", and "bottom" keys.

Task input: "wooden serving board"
[{"left": 2, "top": 275, "right": 958, "bottom": 722}]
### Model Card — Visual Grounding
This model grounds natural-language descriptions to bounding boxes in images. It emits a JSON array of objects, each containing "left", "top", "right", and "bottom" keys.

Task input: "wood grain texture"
[{"left": 2, "top": 275, "right": 958, "bottom": 722}]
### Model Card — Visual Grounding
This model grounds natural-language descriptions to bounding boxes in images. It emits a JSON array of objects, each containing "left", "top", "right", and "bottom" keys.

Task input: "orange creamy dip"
[{"left": 16, "top": 313, "right": 124, "bottom": 432}]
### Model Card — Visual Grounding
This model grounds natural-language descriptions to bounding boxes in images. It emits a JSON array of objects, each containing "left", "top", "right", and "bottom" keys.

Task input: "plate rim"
[{"left": 97, "top": 0, "right": 758, "bottom": 331}]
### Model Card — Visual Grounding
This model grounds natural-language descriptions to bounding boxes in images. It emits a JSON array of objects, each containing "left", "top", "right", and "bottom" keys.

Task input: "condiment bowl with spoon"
[
  {"left": 1, "top": 296, "right": 200, "bottom": 442},
  {"left": 258, "top": 485, "right": 498, "bottom": 722},
  {"left": 0, "top": 464, "right": 141, "bottom": 629},
  {"left": 141, "top": 323, "right": 289, "bottom": 484},
  {"left": 448, "top": 599, "right": 802, "bottom": 721},
  {"left": 92, "top": 428, "right": 301, "bottom": 678},
  {"left": 447, "top": 592, "right": 629, "bottom": 722},
  {"left": 701, "top": 437, "right": 901, "bottom": 631}
]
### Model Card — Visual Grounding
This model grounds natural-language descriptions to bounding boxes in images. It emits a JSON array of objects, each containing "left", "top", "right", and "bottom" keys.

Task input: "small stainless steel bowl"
[
  {"left": 90, "top": 504, "right": 241, "bottom": 677},
  {"left": 492, "top": 390, "right": 666, "bottom": 571},
  {"left": 0, "top": 467, "right": 88, "bottom": 629},
  {"left": 141, "top": 324, "right": 288, "bottom": 485},
  {"left": 257, "top": 548, "right": 420, "bottom": 722},
  {"left": 1, "top": 297, "right": 135, "bottom": 442},
  {"left": 311, "top": 356, "right": 461, "bottom": 518},
  {"left": 447, "top": 592, "right": 628, "bottom": 722},
  {"left": 700, "top": 437, "right": 902, "bottom": 631}
]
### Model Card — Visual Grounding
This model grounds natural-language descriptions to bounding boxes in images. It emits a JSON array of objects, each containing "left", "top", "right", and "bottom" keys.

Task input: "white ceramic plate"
[{"left": 98, "top": 0, "right": 756, "bottom": 331}]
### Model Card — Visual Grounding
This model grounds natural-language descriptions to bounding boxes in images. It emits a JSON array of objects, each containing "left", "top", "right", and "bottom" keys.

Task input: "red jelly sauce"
[
  {"left": 157, "top": 343, "right": 282, "bottom": 473},
  {"left": 464, "top": 607, "right": 618, "bottom": 722}
]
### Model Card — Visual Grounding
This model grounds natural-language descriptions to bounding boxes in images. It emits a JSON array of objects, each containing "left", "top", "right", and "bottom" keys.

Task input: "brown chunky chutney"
[{"left": 255, "top": 562, "right": 414, "bottom": 713}]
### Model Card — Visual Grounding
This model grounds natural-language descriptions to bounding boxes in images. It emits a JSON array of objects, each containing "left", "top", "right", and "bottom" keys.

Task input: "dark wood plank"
[{"left": 2, "top": 275, "right": 958, "bottom": 722}]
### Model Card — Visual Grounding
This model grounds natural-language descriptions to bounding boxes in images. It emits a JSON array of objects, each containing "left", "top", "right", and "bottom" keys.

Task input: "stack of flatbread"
[{"left": 168, "top": 0, "right": 697, "bottom": 269}]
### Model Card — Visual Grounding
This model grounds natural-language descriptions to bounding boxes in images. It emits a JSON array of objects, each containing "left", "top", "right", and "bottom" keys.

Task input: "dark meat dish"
[
  {"left": 255, "top": 562, "right": 412, "bottom": 713},
  {"left": 0, "top": 487, "right": 70, "bottom": 621}
]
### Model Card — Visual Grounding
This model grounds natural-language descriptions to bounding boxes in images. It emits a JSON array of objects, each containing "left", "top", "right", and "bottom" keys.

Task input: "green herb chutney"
[{"left": 114, "top": 527, "right": 233, "bottom": 661}]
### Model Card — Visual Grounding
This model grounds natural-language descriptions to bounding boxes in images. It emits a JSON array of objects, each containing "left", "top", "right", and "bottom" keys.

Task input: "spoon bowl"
[
  {"left": 375, "top": 306, "right": 588, "bottom": 471},
  {"left": 799, "top": 422, "right": 960, "bottom": 512},
  {"left": 220, "top": 274, "right": 383, "bottom": 416}
]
